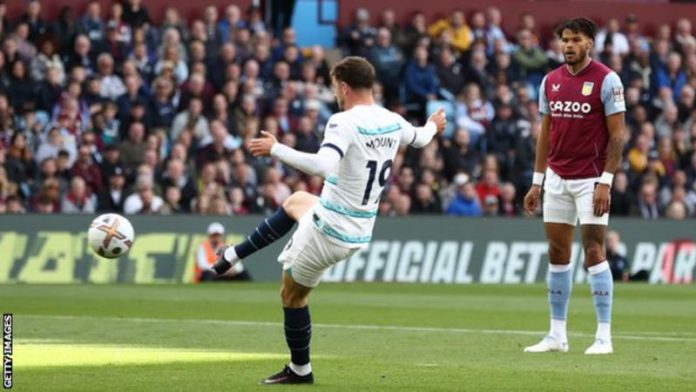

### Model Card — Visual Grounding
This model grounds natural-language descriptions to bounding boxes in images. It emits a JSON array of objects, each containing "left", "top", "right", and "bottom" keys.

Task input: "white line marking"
[{"left": 22, "top": 315, "right": 696, "bottom": 343}]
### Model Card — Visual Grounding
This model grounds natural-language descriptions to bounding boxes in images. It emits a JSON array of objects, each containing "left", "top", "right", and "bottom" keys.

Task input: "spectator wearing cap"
[
  {"left": 124, "top": 176, "right": 163, "bottom": 214},
  {"left": 194, "top": 222, "right": 251, "bottom": 282},
  {"left": 97, "top": 164, "right": 126, "bottom": 212},
  {"left": 61, "top": 176, "right": 97, "bottom": 213},
  {"left": 445, "top": 173, "right": 482, "bottom": 217}
]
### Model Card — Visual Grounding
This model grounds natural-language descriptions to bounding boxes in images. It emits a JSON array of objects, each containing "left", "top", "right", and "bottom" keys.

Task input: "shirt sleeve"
[
  {"left": 538, "top": 75, "right": 550, "bottom": 115},
  {"left": 601, "top": 72, "right": 626, "bottom": 116},
  {"left": 398, "top": 115, "right": 437, "bottom": 148},
  {"left": 270, "top": 144, "right": 342, "bottom": 178},
  {"left": 321, "top": 114, "right": 352, "bottom": 158}
]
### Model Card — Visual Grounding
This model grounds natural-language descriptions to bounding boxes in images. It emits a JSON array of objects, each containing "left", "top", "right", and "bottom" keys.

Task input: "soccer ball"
[{"left": 87, "top": 213, "right": 135, "bottom": 259}]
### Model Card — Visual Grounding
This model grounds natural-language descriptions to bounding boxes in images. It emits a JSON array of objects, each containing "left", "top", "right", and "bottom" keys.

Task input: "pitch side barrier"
[{"left": 0, "top": 216, "right": 693, "bottom": 284}]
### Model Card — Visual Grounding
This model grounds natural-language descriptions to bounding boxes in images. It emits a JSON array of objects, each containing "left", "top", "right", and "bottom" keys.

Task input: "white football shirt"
[{"left": 314, "top": 104, "right": 424, "bottom": 247}]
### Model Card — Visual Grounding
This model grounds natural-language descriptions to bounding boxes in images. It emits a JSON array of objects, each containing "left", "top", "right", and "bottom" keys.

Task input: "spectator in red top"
[
  {"left": 476, "top": 169, "right": 501, "bottom": 204},
  {"left": 71, "top": 144, "right": 103, "bottom": 194}
]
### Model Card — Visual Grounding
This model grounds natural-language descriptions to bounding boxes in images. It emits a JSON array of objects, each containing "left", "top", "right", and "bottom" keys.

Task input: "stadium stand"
[{"left": 0, "top": 0, "right": 694, "bottom": 218}]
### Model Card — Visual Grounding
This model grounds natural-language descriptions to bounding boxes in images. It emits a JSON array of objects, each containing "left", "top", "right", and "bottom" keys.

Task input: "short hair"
[
  {"left": 330, "top": 56, "right": 375, "bottom": 90},
  {"left": 555, "top": 17, "right": 597, "bottom": 40}
]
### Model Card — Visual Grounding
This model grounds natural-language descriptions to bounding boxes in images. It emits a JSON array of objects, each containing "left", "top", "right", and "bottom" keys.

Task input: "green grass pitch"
[{"left": 2, "top": 283, "right": 695, "bottom": 391}]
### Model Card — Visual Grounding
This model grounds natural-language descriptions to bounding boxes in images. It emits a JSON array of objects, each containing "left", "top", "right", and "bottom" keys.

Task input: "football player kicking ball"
[
  {"left": 212, "top": 57, "right": 446, "bottom": 383},
  {"left": 523, "top": 17, "right": 626, "bottom": 355}
]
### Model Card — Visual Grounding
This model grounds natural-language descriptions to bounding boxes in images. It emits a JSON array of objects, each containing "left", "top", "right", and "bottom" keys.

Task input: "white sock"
[
  {"left": 596, "top": 322, "right": 611, "bottom": 341},
  {"left": 223, "top": 246, "right": 239, "bottom": 263},
  {"left": 550, "top": 319, "right": 567, "bottom": 342},
  {"left": 289, "top": 362, "right": 312, "bottom": 376},
  {"left": 587, "top": 261, "right": 609, "bottom": 275}
]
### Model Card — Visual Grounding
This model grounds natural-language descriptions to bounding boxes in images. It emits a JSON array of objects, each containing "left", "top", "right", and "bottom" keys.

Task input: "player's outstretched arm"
[
  {"left": 249, "top": 131, "right": 341, "bottom": 177},
  {"left": 523, "top": 114, "right": 551, "bottom": 215},
  {"left": 403, "top": 108, "right": 447, "bottom": 148}
]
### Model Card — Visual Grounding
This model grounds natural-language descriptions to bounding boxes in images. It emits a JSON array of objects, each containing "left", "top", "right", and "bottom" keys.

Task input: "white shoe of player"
[
  {"left": 523, "top": 335, "right": 569, "bottom": 353},
  {"left": 584, "top": 338, "right": 613, "bottom": 355}
]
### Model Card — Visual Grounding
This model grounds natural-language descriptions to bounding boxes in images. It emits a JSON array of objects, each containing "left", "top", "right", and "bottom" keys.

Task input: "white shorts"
[
  {"left": 278, "top": 211, "right": 360, "bottom": 288},
  {"left": 543, "top": 168, "right": 609, "bottom": 226}
]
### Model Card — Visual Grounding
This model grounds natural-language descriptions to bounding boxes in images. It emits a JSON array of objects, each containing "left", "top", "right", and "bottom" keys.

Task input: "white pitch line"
[{"left": 21, "top": 314, "right": 696, "bottom": 343}]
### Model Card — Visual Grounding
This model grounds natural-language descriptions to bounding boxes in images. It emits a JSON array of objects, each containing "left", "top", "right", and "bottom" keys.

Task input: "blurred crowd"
[{"left": 0, "top": 1, "right": 694, "bottom": 219}]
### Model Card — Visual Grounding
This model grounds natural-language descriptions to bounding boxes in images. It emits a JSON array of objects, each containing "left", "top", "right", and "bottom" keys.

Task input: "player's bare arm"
[
  {"left": 523, "top": 114, "right": 551, "bottom": 215},
  {"left": 593, "top": 112, "right": 625, "bottom": 216}
]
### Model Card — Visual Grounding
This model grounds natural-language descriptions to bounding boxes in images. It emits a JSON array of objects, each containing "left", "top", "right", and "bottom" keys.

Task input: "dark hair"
[
  {"left": 330, "top": 56, "right": 375, "bottom": 90},
  {"left": 555, "top": 17, "right": 597, "bottom": 40}
]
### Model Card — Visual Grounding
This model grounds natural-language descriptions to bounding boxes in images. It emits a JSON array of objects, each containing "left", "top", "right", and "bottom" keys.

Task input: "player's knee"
[
  {"left": 548, "top": 243, "right": 571, "bottom": 263},
  {"left": 282, "top": 191, "right": 310, "bottom": 218},
  {"left": 584, "top": 243, "right": 605, "bottom": 266},
  {"left": 280, "top": 285, "right": 307, "bottom": 308}
]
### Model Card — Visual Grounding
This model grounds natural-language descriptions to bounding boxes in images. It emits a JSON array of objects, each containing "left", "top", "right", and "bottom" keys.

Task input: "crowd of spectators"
[{"left": 0, "top": 1, "right": 694, "bottom": 219}]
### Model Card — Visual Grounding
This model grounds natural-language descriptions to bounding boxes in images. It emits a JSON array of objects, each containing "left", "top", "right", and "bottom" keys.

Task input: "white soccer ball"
[{"left": 87, "top": 213, "right": 135, "bottom": 259}]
